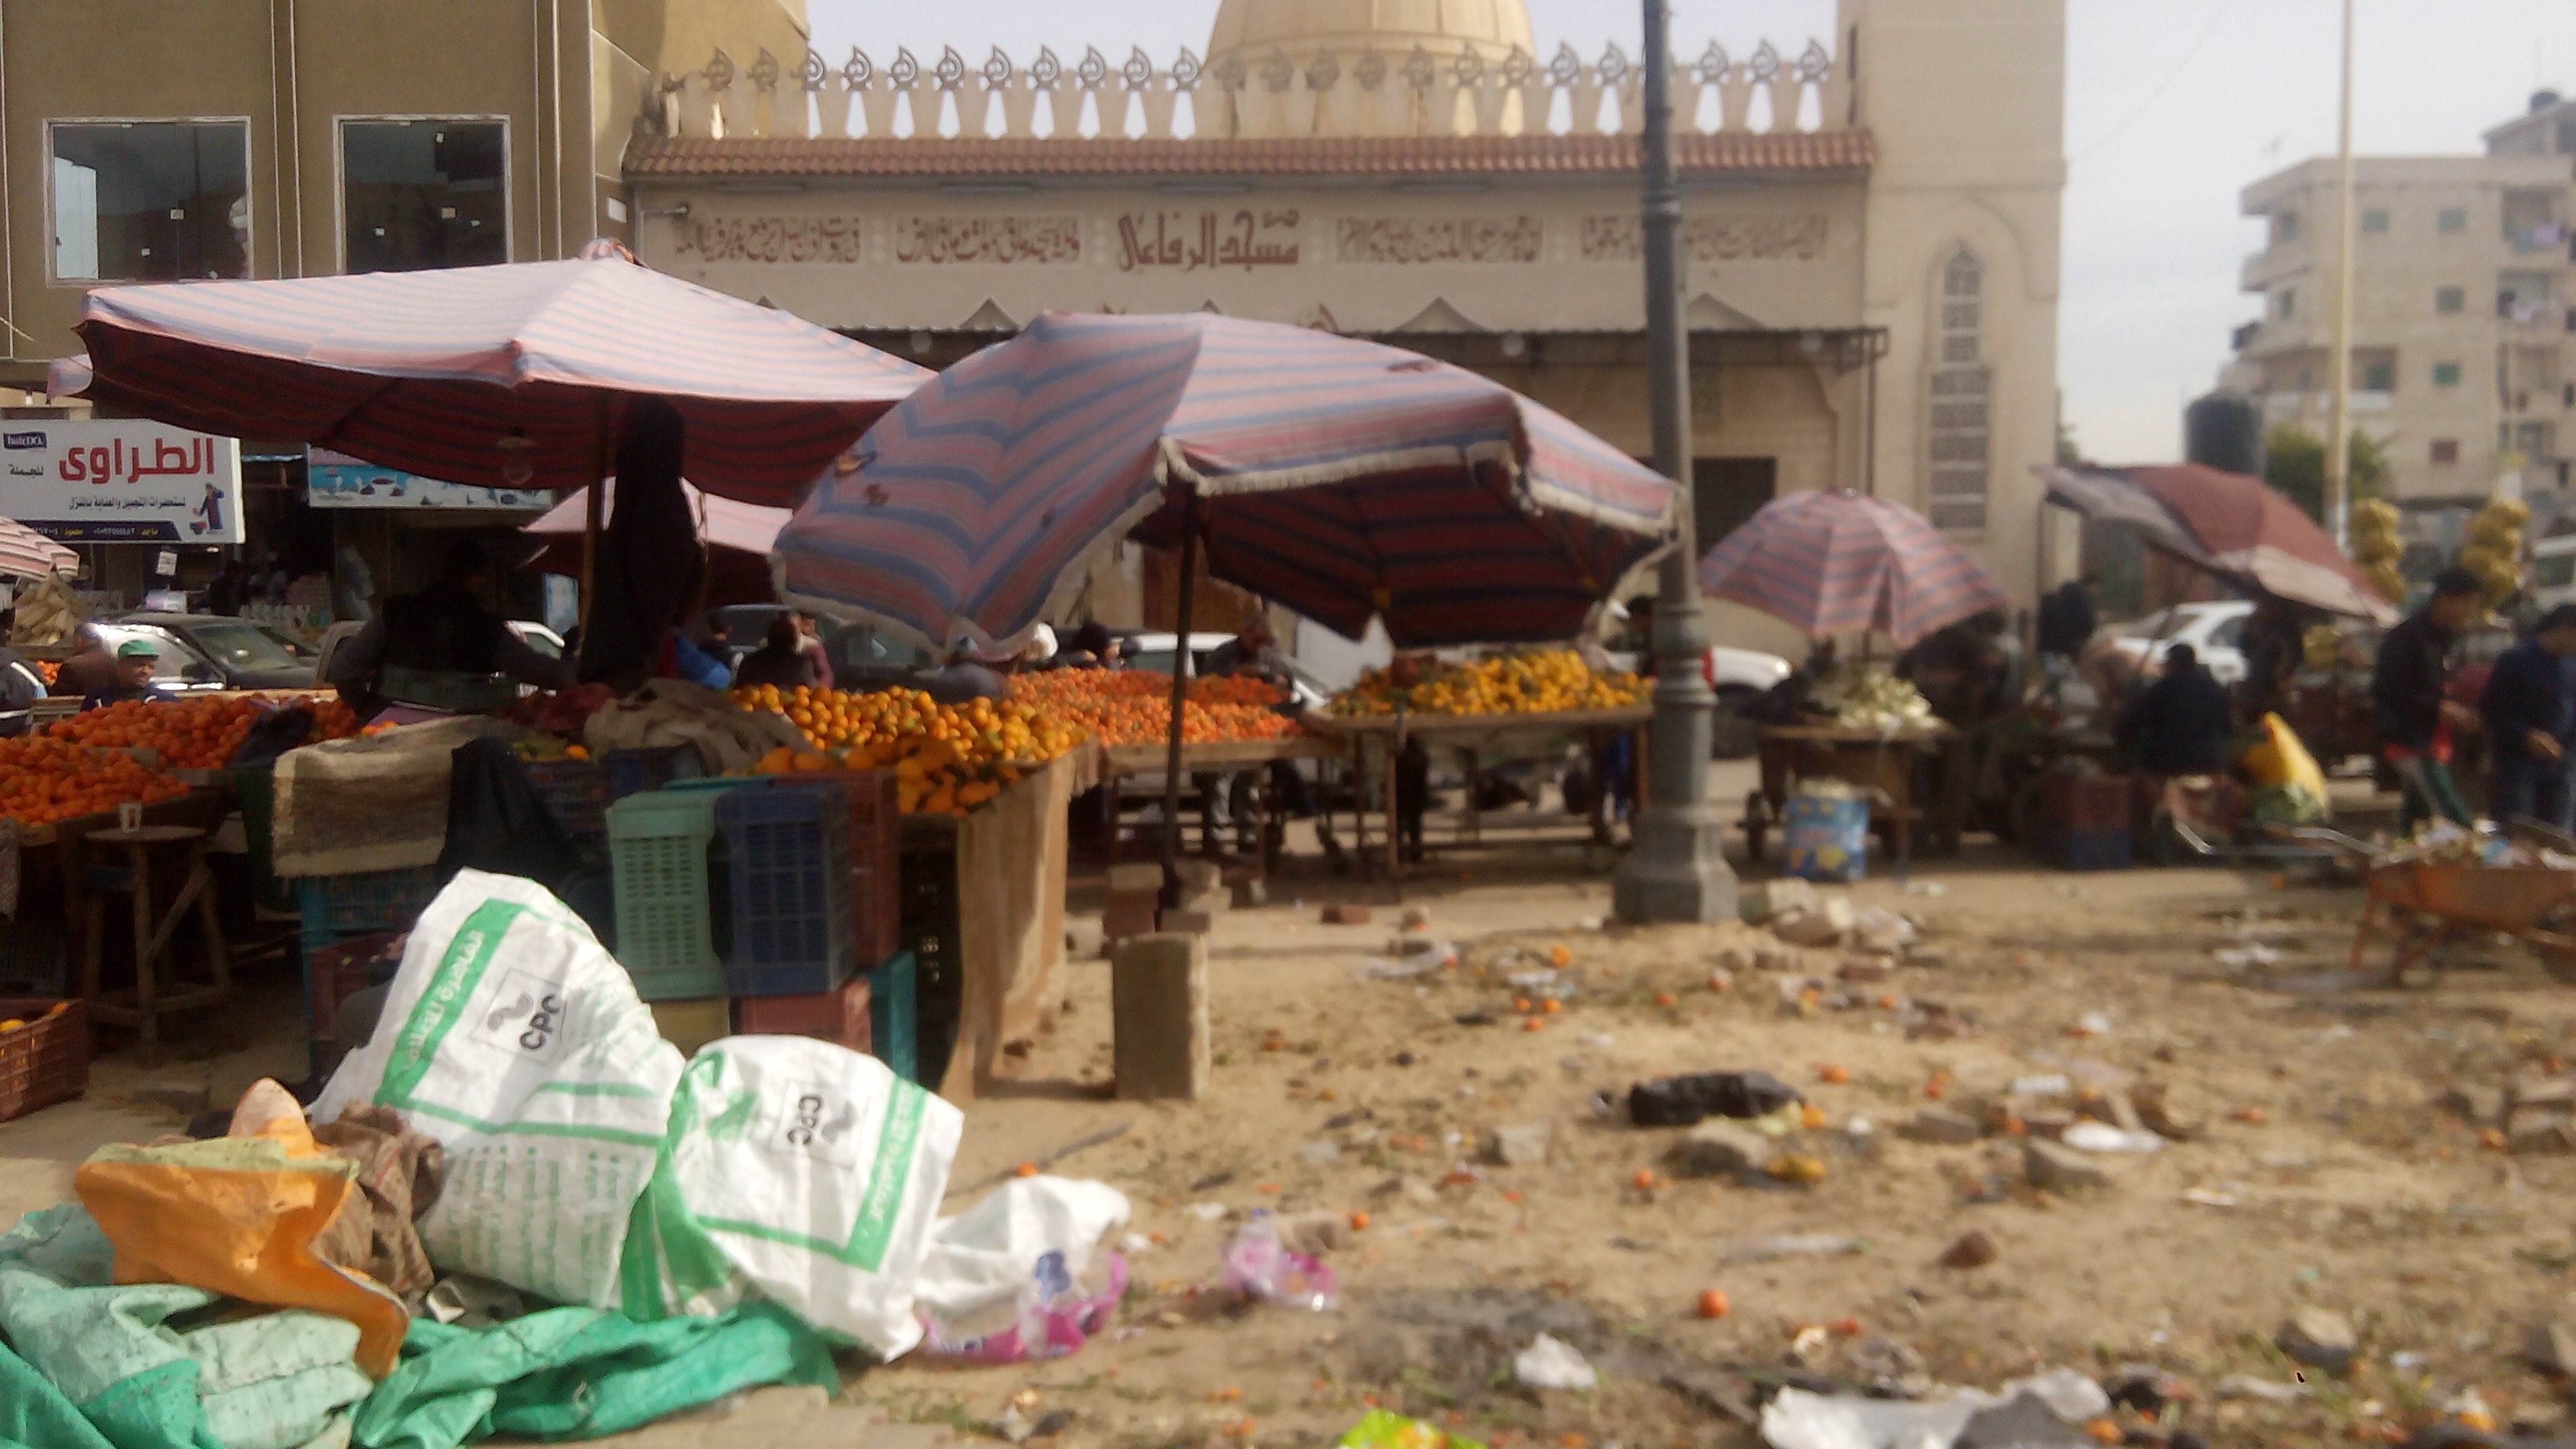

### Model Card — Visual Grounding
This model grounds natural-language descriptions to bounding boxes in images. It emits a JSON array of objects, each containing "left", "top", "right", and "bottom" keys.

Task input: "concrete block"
[
  {"left": 1112, "top": 933, "right": 1210, "bottom": 1102},
  {"left": 1178, "top": 888, "right": 1230, "bottom": 916},
  {"left": 1232, "top": 877, "right": 1268, "bottom": 909},
  {"left": 1104, "top": 863, "right": 1164, "bottom": 895},
  {"left": 1161, "top": 907, "right": 1217, "bottom": 936},
  {"left": 1174, "top": 859, "right": 1223, "bottom": 896},
  {"left": 1102, "top": 900, "right": 1159, "bottom": 942}
]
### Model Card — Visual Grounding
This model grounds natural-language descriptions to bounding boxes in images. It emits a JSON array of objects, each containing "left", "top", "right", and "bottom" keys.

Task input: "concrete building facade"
[
  {"left": 621, "top": 0, "right": 2068, "bottom": 649},
  {"left": 2233, "top": 92, "right": 2576, "bottom": 509}
]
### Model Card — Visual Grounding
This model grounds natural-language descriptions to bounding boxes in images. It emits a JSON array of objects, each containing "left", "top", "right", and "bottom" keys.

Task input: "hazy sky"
[{"left": 806, "top": 1, "right": 2573, "bottom": 464}]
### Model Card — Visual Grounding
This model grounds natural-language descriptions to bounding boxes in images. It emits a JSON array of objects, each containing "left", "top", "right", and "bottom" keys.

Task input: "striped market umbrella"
[
  {"left": 1698, "top": 488, "right": 2008, "bottom": 645},
  {"left": 522, "top": 479, "right": 791, "bottom": 608},
  {"left": 63, "top": 242, "right": 928, "bottom": 506},
  {"left": 0, "top": 516, "right": 76, "bottom": 581},
  {"left": 773, "top": 310, "right": 1676, "bottom": 653}
]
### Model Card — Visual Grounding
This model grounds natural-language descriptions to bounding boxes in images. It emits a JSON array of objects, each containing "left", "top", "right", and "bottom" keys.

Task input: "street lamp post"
[{"left": 1613, "top": 0, "right": 1737, "bottom": 925}]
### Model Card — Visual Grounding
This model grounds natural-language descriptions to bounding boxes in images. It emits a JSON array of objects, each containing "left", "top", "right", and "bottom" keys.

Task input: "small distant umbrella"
[
  {"left": 1697, "top": 489, "right": 2009, "bottom": 645},
  {"left": 0, "top": 517, "right": 76, "bottom": 582}
]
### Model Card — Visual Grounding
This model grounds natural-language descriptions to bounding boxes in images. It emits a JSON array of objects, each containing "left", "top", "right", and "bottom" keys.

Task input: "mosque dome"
[{"left": 1207, "top": 0, "right": 1537, "bottom": 68}]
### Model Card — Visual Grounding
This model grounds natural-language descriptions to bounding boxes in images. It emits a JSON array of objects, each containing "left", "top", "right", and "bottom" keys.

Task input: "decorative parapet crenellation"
[{"left": 659, "top": 38, "right": 1845, "bottom": 144}]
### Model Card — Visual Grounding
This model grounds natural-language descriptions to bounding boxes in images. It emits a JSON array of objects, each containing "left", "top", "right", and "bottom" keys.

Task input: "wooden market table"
[
  {"left": 1743, "top": 721, "right": 1967, "bottom": 866},
  {"left": 1311, "top": 706, "right": 1652, "bottom": 888},
  {"left": 1095, "top": 735, "right": 1348, "bottom": 871}
]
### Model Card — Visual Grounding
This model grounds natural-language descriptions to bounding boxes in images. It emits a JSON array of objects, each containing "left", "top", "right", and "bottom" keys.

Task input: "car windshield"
[
  {"left": 187, "top": 621, "right": 307, "bottom": 672},
  {"left": 513, "top": 628, "right": 563, "bottom": 659}
]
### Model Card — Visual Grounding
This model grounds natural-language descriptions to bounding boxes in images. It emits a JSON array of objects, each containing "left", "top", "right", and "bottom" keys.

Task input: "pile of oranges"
[
  {"left": 1010, "top": 669, "right": 1303, "bottom": 746},
  {"left": 1332, "top": 649, "right": 1644, "bottom": 717},
  {"left": 0, "top": 736, "right": 187, "bottom": 827},
  {"left": 731, "top": 684, "right": 1086, "bottom": 816},
  {"left": 46, "top": 694, "right": 361, "bottom": 769}
]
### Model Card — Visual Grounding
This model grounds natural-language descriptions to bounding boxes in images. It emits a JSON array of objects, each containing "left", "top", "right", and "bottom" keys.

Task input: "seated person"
[
  {"left": 731, "top": 615, "right": 819, "bottom": 692},
  {"left": 2114, "top": 642, "right": 2234, "bottom": 775},
  {"left": 82, "top": 639, "right": 174, "bottom": 710}
]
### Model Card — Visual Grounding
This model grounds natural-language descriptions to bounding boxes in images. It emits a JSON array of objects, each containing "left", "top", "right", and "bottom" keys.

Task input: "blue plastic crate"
[
  {"left": 298, "top": 865, "right": 443, "bottom": 939},
  {"left": 2036, "top": 824, "right": 2132, "bottom": 872},
  {"left": 0, "top": 919, "right": 70, "bottom": 999},
  {"left": 717, "top": 779, "right": 855, "bottom": 997},
  {"left": 867, "top": 951, "right": 919, "bottom": 1084}
]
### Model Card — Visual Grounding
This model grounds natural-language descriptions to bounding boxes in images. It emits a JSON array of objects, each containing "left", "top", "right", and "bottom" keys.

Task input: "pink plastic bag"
[
  {"left": 917, "top": 1250, "right": 1128, "bottom": 1363},
  {"left": 1223, "top": 1220, "right": 1339, "bottom": 1311}
]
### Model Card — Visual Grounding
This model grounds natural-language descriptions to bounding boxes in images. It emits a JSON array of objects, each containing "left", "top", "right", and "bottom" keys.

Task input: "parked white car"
[
  {"left": 1121, "top": 631, "right": 1332, "bottom": 710},
  {"left": 2104, "top": 600, "right": 2251, "bottom": 684}
]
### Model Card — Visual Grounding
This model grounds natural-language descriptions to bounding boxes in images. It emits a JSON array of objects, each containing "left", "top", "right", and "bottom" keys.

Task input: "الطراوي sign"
[{"left": 0, "top": 419, "right": 244, "bottom": 544}]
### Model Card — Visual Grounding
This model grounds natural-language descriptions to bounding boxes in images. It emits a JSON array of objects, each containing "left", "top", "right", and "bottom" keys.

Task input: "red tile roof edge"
[{"left": 625, "top": 130, "right": 1876, "bottom": 179}]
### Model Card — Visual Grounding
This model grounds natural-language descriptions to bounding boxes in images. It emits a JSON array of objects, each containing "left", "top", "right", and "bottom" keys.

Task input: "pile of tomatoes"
[
  {"left": 0, "top": 737, "right": 187, "bottom": 827},
  {"left": 1010, "top": 669, "right": 1302, "bottom": 746},
  {"left": 46, "top": 694, "right": 360, "bottom": 769}
]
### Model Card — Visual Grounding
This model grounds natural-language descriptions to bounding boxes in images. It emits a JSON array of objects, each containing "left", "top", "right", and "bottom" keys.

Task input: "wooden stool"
[{"left": 78, "top": 825, "right": 231, "bottom": 1067}]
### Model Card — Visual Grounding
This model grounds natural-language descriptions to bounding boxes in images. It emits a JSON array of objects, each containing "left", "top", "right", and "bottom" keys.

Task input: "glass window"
[
  {"left": 2434, "top": 361, "right": 2462, "bottom": 386},
  {"left": 2274, "top": 211, "right": 2300, "bottom": 244},
  {"left": 2536, "top": 553, "right": 2576, "bottom": 589},
  {"left": 2431, "top": 439, "right": 2460, "bottom": 465},
  {"left": 1927, "top": 248, "right": 1989, "bottom": 533},
  {"left": 2435, "top": 286, "right": 2465, "bottom": 315},
  {"left": 340, "top": 120, "right": 506, "bottom": 272},
  {"left": 187, "top": 621, "right": 307, "bottom": 672},
  {"left": 49, "top": 121, "right": 250, "bottom": 282},
  {"left": 2361, "top": 360, "right": 2394, "bottom": 392},
  {"left": 2437, "top": 207, "right": 2468, "bottom": 234},
  {"left": 2360, "top": 209, "right": 2390, "bottom": 234},
  {"left": 2275, "top": 287, "right": 2296, "bottom": 319}
]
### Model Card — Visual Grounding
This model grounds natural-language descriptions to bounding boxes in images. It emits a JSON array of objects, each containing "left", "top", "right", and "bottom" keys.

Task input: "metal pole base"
[{"left": 1615, "top": 800, "right": 1738, "bottom": 923}]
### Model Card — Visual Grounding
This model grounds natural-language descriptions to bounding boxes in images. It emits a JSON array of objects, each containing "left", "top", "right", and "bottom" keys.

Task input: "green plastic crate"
[{"left": 608, "top": 786, "right": 753, "bottom": 1001}]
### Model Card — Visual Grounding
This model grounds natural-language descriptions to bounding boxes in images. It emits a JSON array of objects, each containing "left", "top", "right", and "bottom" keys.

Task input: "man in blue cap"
[{"left": 80, "top": 638, "right": 172, "bottom": 710}]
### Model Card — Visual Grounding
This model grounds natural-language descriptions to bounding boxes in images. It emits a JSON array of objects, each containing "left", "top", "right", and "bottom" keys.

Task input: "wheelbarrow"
[{"left": 2296, "top": 826, "right": 2576, "bottom": 984}]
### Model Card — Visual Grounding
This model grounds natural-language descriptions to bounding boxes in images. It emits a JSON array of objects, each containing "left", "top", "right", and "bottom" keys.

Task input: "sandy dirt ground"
[{"left": 9, "top": 780, "right": 2576, "bottom": 1447}]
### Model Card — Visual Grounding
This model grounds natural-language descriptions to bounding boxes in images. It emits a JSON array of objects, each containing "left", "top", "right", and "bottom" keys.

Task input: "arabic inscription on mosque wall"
[
  {"left": 1577, "top": 215, "right": 1830, "bottom": 264},
  {"left": 1335, "top": 216, "right": 1544, "bottom": 265}
]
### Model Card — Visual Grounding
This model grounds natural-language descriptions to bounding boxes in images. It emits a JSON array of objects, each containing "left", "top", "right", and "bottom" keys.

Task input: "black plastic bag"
[{"left": 436, "top": 737, "right": 581, "bottom": 890}]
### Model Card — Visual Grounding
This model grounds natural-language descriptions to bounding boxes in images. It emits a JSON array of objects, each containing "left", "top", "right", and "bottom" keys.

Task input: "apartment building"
[{"left": 2233, "top": 91, "right": 2575, "bottom": 508}]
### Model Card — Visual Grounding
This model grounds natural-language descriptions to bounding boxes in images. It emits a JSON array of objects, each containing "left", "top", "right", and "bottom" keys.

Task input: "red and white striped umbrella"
[
  {"left": 0, "top": 517, "right": 76, "bottom": 582},
  {"left": 1698, "top": 489, "right": 2009, "bottom": 645},
  {"left": 60, "top": 241, "right": 929, "bottom": 506}
]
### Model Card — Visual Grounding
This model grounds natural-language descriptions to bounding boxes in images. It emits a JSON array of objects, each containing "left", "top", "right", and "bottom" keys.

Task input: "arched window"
[{"left": 1927, "top": 248, "right": 1990, "bottom": 531}]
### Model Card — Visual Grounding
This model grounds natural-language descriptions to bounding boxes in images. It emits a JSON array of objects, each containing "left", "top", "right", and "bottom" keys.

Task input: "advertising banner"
[
  {"left": 307, "top": 448, "right": 551, "bottom": 511},
  {"left": 0, "top": 419, "right": 244, "bottom": 543}
]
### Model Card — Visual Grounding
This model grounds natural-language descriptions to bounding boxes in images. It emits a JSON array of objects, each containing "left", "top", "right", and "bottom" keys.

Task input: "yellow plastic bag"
[
  {"left": 74, "top": 1080, "right": 409, "bottom": 1379},
  {"left": 2241, "top": 712, "right": 2328, "bottom": 804}
]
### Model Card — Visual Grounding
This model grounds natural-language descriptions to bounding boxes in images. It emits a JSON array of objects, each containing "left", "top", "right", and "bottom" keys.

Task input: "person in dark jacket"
[
  {"left": 2478, "top": 604, "right": 2576, "bottom": 830},
  {"left": 2116, "top": 643, "right": 2236, "bottom": 775},
  {"left": 2035, "top": 576, "right": 2098, "bottom": 661},
  {"left": 731, "top": 614, "right": 818, "bottom": 692},
  {"left": 325, "top": 541, "right": 571, "bottom": 715},
  {"left": 2373, "top": 566, "right": 2487, "bottom": 828}
]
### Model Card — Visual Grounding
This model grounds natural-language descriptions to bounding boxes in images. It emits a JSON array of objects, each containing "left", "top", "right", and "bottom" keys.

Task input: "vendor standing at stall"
[
  {"left": 324, "top": 541, "right": 574, "bottom": 717},
  {"left": 1198, "top": 614, "right": 1311, "bottom": 854},
  {"left": 2036, "top": 576, "right": 2098, "bottom": 668},
  {"left": 2237, "top": 596, "right": 2310, "bottom": 724},
  {"left": 47, "top": 624, "right": 117, "bottom": 700},
  {"left": 2373, "top": 566, "right": 2486, "bottom": 829},
  {"left": 2477, "top": 604, "right": 2576, "bottom": 830}
]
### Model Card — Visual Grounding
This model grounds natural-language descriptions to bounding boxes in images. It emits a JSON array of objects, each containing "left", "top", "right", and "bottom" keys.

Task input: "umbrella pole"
[
  {"left": 578, "top": 396, "right": 610, "bottom": 643},
  {"left": 1161, "top": 498, "right": 1199, "bottom": 908}
]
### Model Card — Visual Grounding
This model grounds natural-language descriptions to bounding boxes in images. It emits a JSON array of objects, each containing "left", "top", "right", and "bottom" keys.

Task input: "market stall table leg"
[{"left": 77, "top": 825, "right": 231, "bottom": 1068}]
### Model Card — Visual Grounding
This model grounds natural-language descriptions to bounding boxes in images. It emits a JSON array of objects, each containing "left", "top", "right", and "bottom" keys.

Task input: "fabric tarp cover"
[
  {"left": 61, "top": 246, "right": 928, "bottom": 506},
  {"left": 1697, "top": 488, "right": 2011, "bottom": 645},
  {"left": 772, "top": 310, "right": 1677, "bottom": 653}
]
